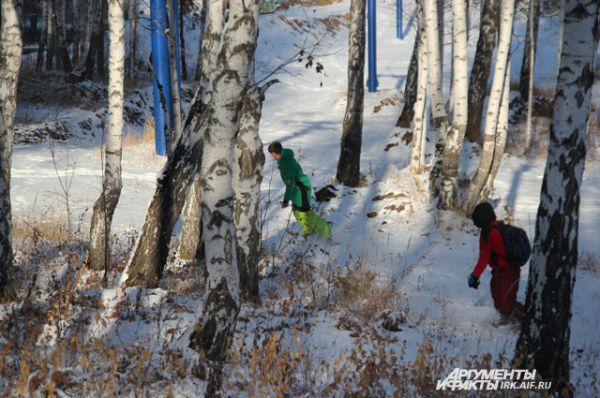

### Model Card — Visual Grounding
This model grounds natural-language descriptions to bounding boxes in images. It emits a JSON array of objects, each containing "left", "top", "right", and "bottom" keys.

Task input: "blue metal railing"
[{"left": 367, "top": 0, "right": 378, "bottom": 92}]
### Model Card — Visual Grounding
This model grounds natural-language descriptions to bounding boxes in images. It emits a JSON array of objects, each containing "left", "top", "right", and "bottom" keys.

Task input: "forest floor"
[{"left": 2, "top": 0, "right": 600, "bottom": 397}]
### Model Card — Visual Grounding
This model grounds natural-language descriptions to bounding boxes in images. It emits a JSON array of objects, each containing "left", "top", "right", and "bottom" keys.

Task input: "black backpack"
[{"left": 491, "top": 223, "right": 532, "bottom": 267}]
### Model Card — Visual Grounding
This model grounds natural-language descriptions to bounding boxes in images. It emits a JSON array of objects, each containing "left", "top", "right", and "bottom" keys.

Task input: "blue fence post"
[
  {"left": 367, "top": 0, "right": 378, "bottom": 92},
  {"left": 150, "top": 0, "right": 173, "bottom": 156},
  {"left": 396, "top": 0, "right": 403, "bottom": 39}
]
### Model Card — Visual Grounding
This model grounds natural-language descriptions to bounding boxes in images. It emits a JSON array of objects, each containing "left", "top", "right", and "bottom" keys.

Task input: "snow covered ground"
[{"left": 3, "top": 0, "right": 600, "bottom": 396}]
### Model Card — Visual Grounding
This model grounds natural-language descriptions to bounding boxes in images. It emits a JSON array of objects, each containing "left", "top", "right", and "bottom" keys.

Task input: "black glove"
[
  {"left": 468, "top": 274, "right": 480, "bottom": 289},
  {"left": 281, "top": 201, "right": 289, "bottom": 209}
]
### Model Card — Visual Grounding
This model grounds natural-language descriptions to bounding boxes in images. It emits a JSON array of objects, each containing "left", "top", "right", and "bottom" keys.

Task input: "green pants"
[{"left": 293, "top": 209, "right": 331, "bottom": 237}]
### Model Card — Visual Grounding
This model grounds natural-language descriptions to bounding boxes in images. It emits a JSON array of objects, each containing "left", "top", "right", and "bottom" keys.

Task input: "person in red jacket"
[{"left": 468, "top": 202, "right": 525, "bottom": 322}]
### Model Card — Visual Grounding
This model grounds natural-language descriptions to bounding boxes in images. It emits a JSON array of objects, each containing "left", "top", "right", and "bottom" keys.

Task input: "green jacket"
[{"left": 277, "top": 148, "right": 312, "bottom": 211}]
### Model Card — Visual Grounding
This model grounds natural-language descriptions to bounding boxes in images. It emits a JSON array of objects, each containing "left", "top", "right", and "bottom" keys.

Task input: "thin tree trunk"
[
  {"left": 514, "top": 1, "right": 599, "bottom": 394},
  {"left": 46, "top": 0, "right": 55, "bottom": 70},
  {"left": 88, "top": 0, "right": 125, "bottom": 274},
  {"left": 36, "top": 0, "right": 47, "bottom": 71},
  {"left": 396, "top": 33, "right": 418, "bottom": 128},
  {"left": 190, "top": 1, "right": 259, "bottom": 395},
  {"left": 410, "top": 0, "right": 428, "bottom": 173},
  {"left": 462, "top": 0, "right": 514, "bottom": 215},
  {"left": 81, "top": 0, "right": 93, "bottom": 67},
  {"left": 0, "top": 0, "right": 23, "bottom": 298},
  {"left": 194, "top": 0, "right": 208, "bottom": 81},
  {"left": 97, "top": 0, "right": 107, "bottom": 78},
  {"left": 437, "top": 0, "right": 444, "bottom": 74},
  {"left": 233, "top": 84, "right": 269, "bottom": 303},
  {"left": 129, "top": 0, "right": 138, "bottom": 80},
  {"left": 465, "top": 0, "right": 499, "bottom": 143},
  {"left": 423, "top": 0, "right": 449, "bottom": 197},
  {"left": 336, "top": 0, "right": 365, "bottom": 187},
  {"left": 179, "top": 0, "right": 187, "bottom": 80},
  {"left": 77, "top": 0, "right": 103, "bottom": 80},
  {"left": 482, "top": 65, "right": 509, "bottom": 198},
  {"left": 439, "top": 0, "right": 468, "bottom": 210},
  {"left": 124, "top": 0, "right": 226, "bottom": 287},
  {"left": 166, "top": 0, "right": 183, "bottom": 149},
  {"left": 523, "top": 0, "right": 539, "bottom": 153},
  {"left": 54, "top": 0, "right": 73, "bottom": 72},
  {"left": 519, "top": 0, "right": 539, "bottom": 101},
  {"left": 72, "top": 0, "right": 81, "bottom": 65}
]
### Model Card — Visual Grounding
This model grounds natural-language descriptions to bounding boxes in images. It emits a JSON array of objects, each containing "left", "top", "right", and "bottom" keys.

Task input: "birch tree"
[
  {"left": 74, "top": 0, "right": 103, "bottom": 80},
  {"left": 336, "top": 0, "right": 365, "bottom": 187},
  {"left": 189, "top": 1, "right": 259, "bottom": 394},
  {"left": 177, "top": 174, "right": 204, "bottom": 262},
  {"left": 194, "top": 0, "right": 208, "bottom": 81},
  {"left": 35, "top": 0, "right": 47, "bottom": 71},
  {"left": 233, "top": 85, "right": 268, "bottom": 303},
  {"left": 178, "top": 0, "right": 224, "bottom": 264},
  {"left": 54, "top": 0, "right": 72, "bottom": 72},
  {"left": 125, "top": 0, "right": 226, "bottom": 287},
  {"left": 129, "top": 0, "right": 138, "bottom": 79},
  {"left": 89, "top": 0, "right": 125, "bottom": 274},
  {"left": 396, "top": 34, "right": 418, "bottom": 128},
  {"left": 46, "top": 0, "right": 55, "bottom": 70},
  {"left": 522, "top": 0, "right": 539, "bottom": 152},
  {"left": 438, "top": 0, "right": 468, "bottom": 210},
  {"left": 423, "top": 0, "right": 449, "bottom": 197},
  {"left": 483, "top": 66, "right": 510, "bottom": 197},
  {"left": 0, "top": 0, "right": 22, "bottom": 297},
  {"left": 462, "top": 0, "right": 514, "bottom": 215},
  {"left": 465, "top": 0, "right": 499, "bottom": 143},
  {"left": 514, "top": 1, "right": 599, "bottom": 393},
  {"left": 409, "top": 0, "right": 428, "bottom": 173},
  {"left": 166, "top": 0, "right": 183, "bottom": 148},
  {"left": 519, "top": 0, "right": 540, "bottom": 101}
]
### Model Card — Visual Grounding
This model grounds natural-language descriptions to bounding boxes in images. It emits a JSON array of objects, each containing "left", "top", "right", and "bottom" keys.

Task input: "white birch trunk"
[
  {"left": 178, "top": 174, "right": 203, "bottom": 261},
  {"left": 462, "top": 0, "right": 514, "bottom": 215},
  {"left": 515, "top": 1, "right": 599, "bottom": 391},
  {"left": 233, "top": 86, "right": 266, "bottom": 303},
  {"left": 190, "top": 1, "right": 259, "bottom": 394},
  {"left": 0, "top": 0, "right": 22, "bottom": 296},
  {"left": 465, "top": 0, "right": 499, "bottom": 143},
  {"left": 483, "top": 64, "right": 510, "bottom": 197},
  {"left": 89, "top": 0, "right": 125, "bottom": 274},
  {"left": 439, "top": 0, "right": 468, "bottom": 210},
  {"left": 410, "top": 0, "right": 429, "bottom": 173},
  {"left": 124, "top": 0, "right": 226, "bottom": 287},
  {"left": 177, "top": 0, "right": 226, "bottom": 263},
  {"left": 423, "top": 0, "right": 449, "bottom": 197}
]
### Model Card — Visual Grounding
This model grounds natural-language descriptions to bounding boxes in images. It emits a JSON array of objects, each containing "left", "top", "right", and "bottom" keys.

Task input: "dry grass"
[
  {"left": 12, "top": 216, "right": 72, "bottom": 246},
  {"left": 122, "top": 116, "right": 164, "bottom": 166},
  {"left": 122, "top": 116, "right": 155, "bottom": 147},
  {"left": 332, "top": 259, "right": 403, "bottom": 323}
]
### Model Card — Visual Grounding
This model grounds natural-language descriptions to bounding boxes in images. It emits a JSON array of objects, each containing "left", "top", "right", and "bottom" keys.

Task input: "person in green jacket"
[{"left": 268, "top": 141, "right": 331, "bottom": 238}]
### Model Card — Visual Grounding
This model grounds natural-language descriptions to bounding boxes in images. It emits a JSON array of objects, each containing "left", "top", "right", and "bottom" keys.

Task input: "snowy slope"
[{"left": 5, "top": 0, "right": 600, "bottom": 396}]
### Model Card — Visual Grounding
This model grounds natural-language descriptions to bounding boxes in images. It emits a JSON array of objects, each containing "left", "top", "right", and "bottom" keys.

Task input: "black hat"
[
  {"left": 268, "top": 141, "right": 282, "bottom": 154},
  {"left": 472, "top": 202, "right": 496, "bottom": 228}
]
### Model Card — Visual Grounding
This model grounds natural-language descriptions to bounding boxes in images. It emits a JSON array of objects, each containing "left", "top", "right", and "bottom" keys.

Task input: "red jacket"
[{"left": 472, "top": 221, "right": 510, "bottom": 278}]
